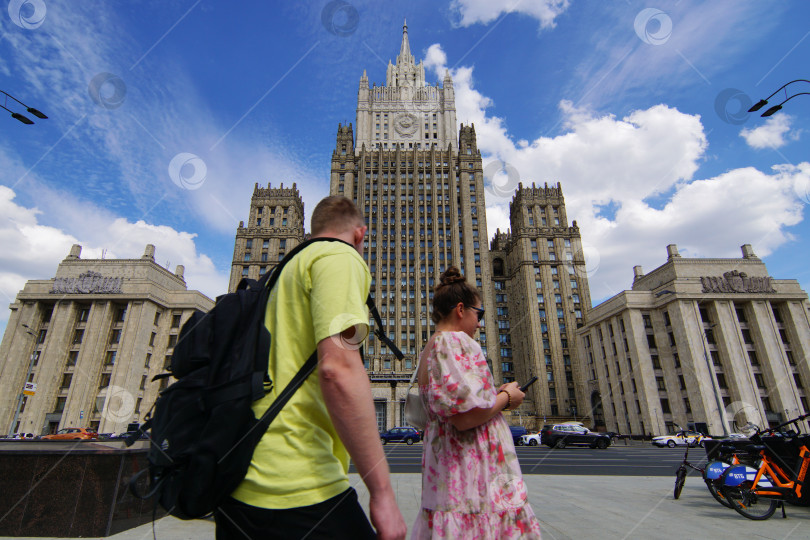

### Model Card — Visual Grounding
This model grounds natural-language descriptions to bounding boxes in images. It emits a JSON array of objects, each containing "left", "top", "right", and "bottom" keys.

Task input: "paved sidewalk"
[{"left": 8, "top": 473, "right": 809, "bottom": 539}]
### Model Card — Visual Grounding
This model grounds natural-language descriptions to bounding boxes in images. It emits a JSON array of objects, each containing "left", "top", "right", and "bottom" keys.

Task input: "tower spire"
[{"left": 398, "top": 18, "right": 413, "bottom": 66}]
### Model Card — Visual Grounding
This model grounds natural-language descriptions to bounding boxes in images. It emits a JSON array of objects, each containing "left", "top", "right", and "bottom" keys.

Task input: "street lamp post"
[
  {"left": 1, "top": 90, "right": 48, "bottom": 125},
  {"left": 748, "top": 79, "right": 810, "bottom": 117},
  {"left": 7, "top": 325, "right": 39, "bottom": 437}
]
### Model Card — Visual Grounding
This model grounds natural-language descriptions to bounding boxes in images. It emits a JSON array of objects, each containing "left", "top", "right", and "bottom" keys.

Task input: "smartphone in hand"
[{"left": 520, "top": 376, "right": 538, "bottom": 392}]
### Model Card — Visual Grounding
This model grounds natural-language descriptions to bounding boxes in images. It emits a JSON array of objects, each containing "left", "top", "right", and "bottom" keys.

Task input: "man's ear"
[{"left": 353, "top": 225, "right": 367, "bottom": 247}]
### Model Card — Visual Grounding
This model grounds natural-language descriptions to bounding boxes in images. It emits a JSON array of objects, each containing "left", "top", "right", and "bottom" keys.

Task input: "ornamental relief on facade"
[
  {"left": 51, "top": 271, "right": 123, "bottom": 294},
  {"left": 394, "top": 112, "right": 418, "bottom": 136},
  {"left": 700, "top": 270, "right": 775, "bottom": 294}
]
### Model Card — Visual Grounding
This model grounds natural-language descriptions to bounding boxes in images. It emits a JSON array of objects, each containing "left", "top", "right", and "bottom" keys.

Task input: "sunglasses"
[{"left": 469, "top": 306, "right": 485, "bottom": 321}]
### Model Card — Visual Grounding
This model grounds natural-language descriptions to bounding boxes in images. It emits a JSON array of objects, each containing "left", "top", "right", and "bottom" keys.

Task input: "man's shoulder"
[{"left": 299, "top": 240, "right": 367, "bottom": 273}]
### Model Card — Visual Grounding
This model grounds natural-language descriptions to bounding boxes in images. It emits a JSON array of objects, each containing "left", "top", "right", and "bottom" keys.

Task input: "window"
[
  {"left": 54, "top": 397, "right": 67, "bottom": 413},
  {"left": 154, "top": 311, "right": 161, "bottom": 325},
  {"left": 99, "top": 373, "right": 111, "bottom": 388},
  {"left": 109, "top": 329, "right": 122, "bottom": 344},
  {"left": 168, "top": 334, "right": 178, "bottom": 348},
  {"left": 72, "top": 329, "right": 84, "bottom": 344},
  {"left": 67, "top": 351, "right": 79, "bottom": 366},
  {"left": 114, "top": 306, "right": 127, "bottom": 322},
  {"left": 104, "top": 351, "right": 117, "bottom": 365},
  {"left": 171, "top": 314, "right": 182, "bottom": 328},
  {"left": 37, "top": 329, "right": 47, "bottom": 344}
]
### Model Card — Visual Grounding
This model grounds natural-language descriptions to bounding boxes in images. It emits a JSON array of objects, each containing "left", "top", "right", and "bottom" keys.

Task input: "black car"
[
  {"left": 540, "top": 424, "right": 612, "bottom": 449},
  {"left": 509, "top": 425, "right": 528, "bottom": 446},
  {"left": 380, "top": 427, "right": 421, "bottom": 445}
]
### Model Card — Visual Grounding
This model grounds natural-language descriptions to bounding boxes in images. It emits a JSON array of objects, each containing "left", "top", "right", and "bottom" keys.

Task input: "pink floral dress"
[{"left": 411, "top": 331, "right": 542, "bottom": 539}]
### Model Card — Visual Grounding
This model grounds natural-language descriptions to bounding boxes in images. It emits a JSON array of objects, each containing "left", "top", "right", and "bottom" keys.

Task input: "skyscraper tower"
[
  {"left": 330, "top": 21, "right": 498, "bottom": 430},
  {"left": 489, "top": 183, "right": 592, "bottom": 423},
  {"left": 228, "top": 183, "right": 306, "bottom": 293}
]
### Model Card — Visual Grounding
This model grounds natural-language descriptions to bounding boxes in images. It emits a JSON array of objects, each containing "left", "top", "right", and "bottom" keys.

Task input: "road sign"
[
  {"left": 23, "top": 382, "right": 36, "bottom": 396},
  {"left": 80, "top": 410, "right": 84, "bottom": 419}
]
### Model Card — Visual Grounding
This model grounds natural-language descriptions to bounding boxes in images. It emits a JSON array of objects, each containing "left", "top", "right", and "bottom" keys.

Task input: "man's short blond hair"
[{"left": 311, "top": 195, "right": 364, "bottom": 235}]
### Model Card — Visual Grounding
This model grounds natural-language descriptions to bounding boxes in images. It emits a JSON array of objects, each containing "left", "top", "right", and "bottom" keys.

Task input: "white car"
[
  {"left": 652, "top": 430, "right": 710, "bottom": 448},
  {"left": 521, "top": 433, "right": 542, "bottom": 446}
]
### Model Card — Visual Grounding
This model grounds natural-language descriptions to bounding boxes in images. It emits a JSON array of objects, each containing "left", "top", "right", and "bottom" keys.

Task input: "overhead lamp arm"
[
  {"left": 748, "top": 79, "right": 810, "bottom": 113},
  {"left": 1, "top": 90, "right": 48, "bottom": 122}
]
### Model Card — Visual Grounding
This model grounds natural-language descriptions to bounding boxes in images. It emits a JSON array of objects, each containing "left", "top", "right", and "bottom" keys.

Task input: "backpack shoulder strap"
[
  {"left": 240, "top": 236, "right": 358, "bottom": 446},
  {"left": 367, "top": 296, "right": 404, "bottom": 360}
]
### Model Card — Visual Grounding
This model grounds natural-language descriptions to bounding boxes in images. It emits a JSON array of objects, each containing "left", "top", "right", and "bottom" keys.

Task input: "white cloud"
[
  {"left": 0, "top": 185, "right": 228, "bottom": 333},
  {"left": 0, "top": 3, "right": 326, "bottom": 237},
  {"left": 551, "top": 3, "right": 776, "bottom": 111},
  {"left": 424, "top": 45, "right": 807, "bottom": 302},
  {"left": 740, "top": 114, "right": 800, "bottom": 149},
  {"left": 450, "top": 0, "right": 570, "bottom": 29},
  {"left": 424, "top": 43, "right": 447, "bottom": 73}
]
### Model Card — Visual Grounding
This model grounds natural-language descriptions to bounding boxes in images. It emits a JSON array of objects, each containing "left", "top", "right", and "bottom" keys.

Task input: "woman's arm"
[{"left": 448, "top": 381, "right": 524, "bottom": 431}]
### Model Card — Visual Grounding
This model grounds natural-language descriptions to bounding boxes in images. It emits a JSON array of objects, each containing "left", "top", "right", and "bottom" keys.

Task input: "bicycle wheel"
[
  {"left": 720, "top": 483, "right": 778, "bottom": 520},
  {"left": 704, "top": 478, "right": 733, "bottom": 508},
  {"left": 674, "top": 466, "right": 687, "bottom": 500}
]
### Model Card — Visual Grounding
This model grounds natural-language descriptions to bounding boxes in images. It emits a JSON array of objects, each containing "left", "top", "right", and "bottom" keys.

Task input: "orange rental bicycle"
[{"left": 720, "top": 412, "right": 810, "bottom": 520}]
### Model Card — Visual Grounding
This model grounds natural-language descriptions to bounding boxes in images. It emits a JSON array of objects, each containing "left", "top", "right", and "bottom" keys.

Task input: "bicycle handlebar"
[{"left": 756, "top": 412, "right": 810, "bottom": 437}]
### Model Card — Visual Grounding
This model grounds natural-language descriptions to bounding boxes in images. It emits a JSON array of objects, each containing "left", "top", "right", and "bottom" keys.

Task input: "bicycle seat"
[{"left": 746, "top": 444, "right": 767, "bottom": 453}]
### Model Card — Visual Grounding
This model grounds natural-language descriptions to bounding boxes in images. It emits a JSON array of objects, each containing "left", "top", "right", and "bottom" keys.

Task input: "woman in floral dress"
[{"left": 411, "top": 267, "right": 542, "bottom": 539}]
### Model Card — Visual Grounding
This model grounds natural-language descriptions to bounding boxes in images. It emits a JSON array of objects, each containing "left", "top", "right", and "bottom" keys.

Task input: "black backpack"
[{"left": 128, "top": 237, "right": 363, "bottom": 519}]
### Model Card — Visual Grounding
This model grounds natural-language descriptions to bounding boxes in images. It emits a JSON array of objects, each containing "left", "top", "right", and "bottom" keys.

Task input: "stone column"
[
  {"left": 749, "top": 300, "right": 799, "bottom": 422},
  {"left": 29, "top": 301, "right": 76, "bottom": 432},
  {"left": 712, "top": 300, "right": 760, "bottom": 429},
  {"left": 785, "top": 300, "right": 810, "bottom": 424},
  {"left": 672, "top": 300, "right": 725, "bottom": 435}
]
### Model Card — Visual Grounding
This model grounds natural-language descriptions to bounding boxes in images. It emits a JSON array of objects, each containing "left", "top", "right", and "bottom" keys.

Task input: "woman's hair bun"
[{"left": 439, "top": 266, "right": 465, "bottom": 286}]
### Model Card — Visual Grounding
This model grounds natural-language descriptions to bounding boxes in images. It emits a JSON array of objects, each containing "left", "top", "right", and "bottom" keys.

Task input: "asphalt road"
[{"left": 363, "top": 441, "right": 705, "bottom": 475}]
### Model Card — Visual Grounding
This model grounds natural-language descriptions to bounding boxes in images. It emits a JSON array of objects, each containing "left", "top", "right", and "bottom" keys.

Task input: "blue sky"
[{"left": 1, "top": 0, "right": 809, "bottom": 335}]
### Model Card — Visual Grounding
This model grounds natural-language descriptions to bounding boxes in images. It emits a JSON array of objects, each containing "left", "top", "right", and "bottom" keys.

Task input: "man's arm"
[{"left": 318, "top": 327, "right": 407, "bottom": 540}]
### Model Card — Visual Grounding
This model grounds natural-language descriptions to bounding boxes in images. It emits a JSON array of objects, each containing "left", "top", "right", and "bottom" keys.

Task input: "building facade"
[
  {"left": 329, "top": 23, "right": 500, "bottom": 431},
  {"left": 226, "top": 22, "right": 597, "bottom": 432},
  {"left": 228, "top": 182, "right": 306, "bottom": 292},
  {"left": 0, "top": 244, "right": 213, "bottom": 436},
  {"left": 577, "top": 244, "right": 810, "bottom": 436},
  {"left": 489, "top": 182, "right": 593, "bottom": 428}
]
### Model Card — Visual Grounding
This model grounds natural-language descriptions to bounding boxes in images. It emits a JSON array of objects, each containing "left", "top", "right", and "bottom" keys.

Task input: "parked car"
[
  {"left": 651, "top": 430, "right": 710, "bottom": 448},
  {"left": 509, "top": 425, "right": 528, "bottom": 446},
  {"left": 540, "top": 424, "right": 612, "bottom": 449},
  {"left": 521, "top": 432, "right": 542, "bottom": 446},
  {"left": 380, "top": 427, "right": 421, "bottom": 445},
  {"left": 42, "top": 427, "right": 98, "bottom": 440}
]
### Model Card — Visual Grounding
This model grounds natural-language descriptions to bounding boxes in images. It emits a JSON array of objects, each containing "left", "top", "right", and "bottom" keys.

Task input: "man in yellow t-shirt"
[{"left": 214, "top": 196, "right": 406, "bottom": 540}]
